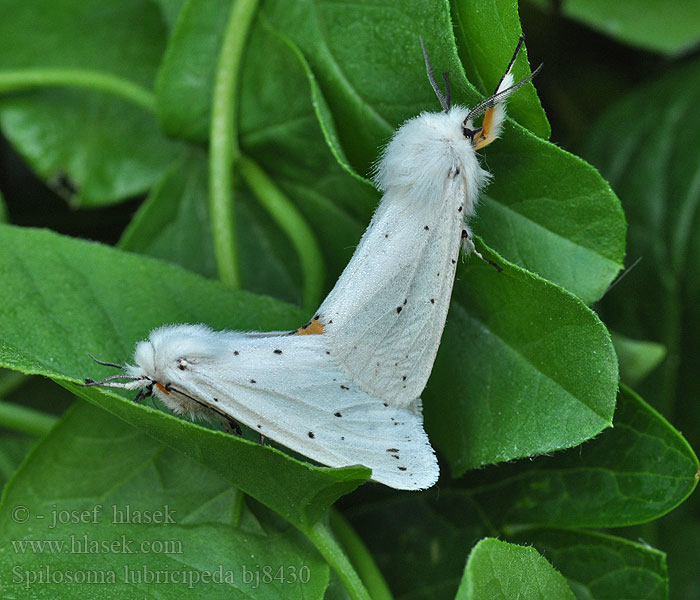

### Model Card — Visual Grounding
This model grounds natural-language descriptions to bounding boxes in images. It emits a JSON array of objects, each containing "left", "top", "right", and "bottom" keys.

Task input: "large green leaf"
[
  {"left": 0, "top": 435, "right": 34, "bottom": 488},
  {"left": 424, "top": 243, "right": 617, "bottom": 475},
  {"left": 344, "top": 487, "right": 671, "bottom": 599},
  {"left": 154, "top": 0, "right": 187, "bottom": 31},
  {"left": 0, "top": 0, "right": 184, "bottom": 206},
  {"left": 154, "top": 12, "right": 376, "bottom": 306},
  {"left": 514, "top": 529, "right": 668, "bottom": 600},
  {"left": 538, "top": 0, "right": 700, "bottom": 56},
  {"left": 611, "top": 331, "right": 666, "bottom": 387},
  {"left": 155, "top": 0, "right": 230, "bottom": 141},
  {"left": 153, "top": 0, "right": 624, "bottom": 304},
  {"left": 0, "top": 401, "right": 330, "bottom": 598},
  {"left": 0, "top": 224, "right": 369, "bottom": 530},
  {"left": 344, "top": 490, "right": 487, "bottom": 599},
  {"left": 119, "top": 151, "right": 304, "bottom": 305},
  {"left": 582, "top": 55, "right": 700, "bottom": 600},
  {"left": 468, "top": 385, "right": 698, "bottom": 528},
  {"left": 583, "top": 56, "right": 700, "bottom": 436},
  {"left": 456, "top": 538, "right": 576, "bottom": 600},
  {"left": 451, "top": 0, "right": 550, "bottom": 138},
  {"left": 263, "top": 0, "right": 625, "bottom": 304}
]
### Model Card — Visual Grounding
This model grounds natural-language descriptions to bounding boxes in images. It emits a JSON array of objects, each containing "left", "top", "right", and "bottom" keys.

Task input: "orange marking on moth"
[
  {"left": 473, "top": 107, "right": 497, "bottom": 150},
  {"left": 294, "top": 318, "right": 326, "bottom": 335},
  {"left": 155, "top": 382, "right": 170, "bottom": 395}
]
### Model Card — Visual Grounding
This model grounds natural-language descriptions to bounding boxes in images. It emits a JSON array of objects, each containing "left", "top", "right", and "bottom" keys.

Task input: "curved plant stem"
[
  {"left": 0, "top": 400, "right": 59, "bottom": 437},
  {"left": 209, "top": 0, "right": 259, "bottom": 287},
  {"left": 306, "top": 517, "right": 372, "bottom": 600},
  {"left": 329, "top": 508, "right": 394, "bottom": 600},
  {"left": 238, "top": 155, "right": 325, "bottom": 312},
  {"left": 0, "top": 69, "right": 155, "bottom": 112}
]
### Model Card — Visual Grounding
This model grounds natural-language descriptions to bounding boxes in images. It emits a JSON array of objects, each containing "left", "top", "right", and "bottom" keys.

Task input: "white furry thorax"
[
  {"left": 373, "top": 105, "right": 490, "bottom": 218},
  {"left": 127, "top": 324, "right": 236, "bottom": 382}
]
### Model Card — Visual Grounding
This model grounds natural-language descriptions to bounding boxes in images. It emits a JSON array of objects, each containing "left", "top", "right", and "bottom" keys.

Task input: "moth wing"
[
  {"left": 166, "top": 333, "right": 439, "bottom": 490},
  {"left": 318, "top": 177, "right": 466, "bottom": 408}
]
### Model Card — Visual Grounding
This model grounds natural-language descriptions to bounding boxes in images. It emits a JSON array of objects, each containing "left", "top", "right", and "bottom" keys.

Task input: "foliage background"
[{"left": 0, "top": 0, "right": 698, "bottom": 598}]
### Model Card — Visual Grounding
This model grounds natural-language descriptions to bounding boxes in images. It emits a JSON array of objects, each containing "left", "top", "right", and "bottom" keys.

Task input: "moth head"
[
  {"left": 81, "top": 353, "right": 156, "bottom": 403},
  {"left": 420, "top": 35, "right": 542, "bottom": 150}
]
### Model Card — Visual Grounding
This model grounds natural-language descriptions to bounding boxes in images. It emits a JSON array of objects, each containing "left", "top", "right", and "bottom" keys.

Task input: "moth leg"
[
  {"left": 222, "top": 417, "right": 243, "bottom": 436},
  {"left": 461, "top": 229, "right": 502, "bottom": 272},
  {"left": 258, "top": 434, "right": 266, "bottom": 446}
]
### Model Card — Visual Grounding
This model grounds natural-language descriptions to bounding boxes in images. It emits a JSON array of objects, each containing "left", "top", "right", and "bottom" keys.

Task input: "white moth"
[
  {"left": 84, "top": 38, "right": 538, "bottom": 490},
  {"left": 316, "top": 37, "right": 540, "bottom": 408}
]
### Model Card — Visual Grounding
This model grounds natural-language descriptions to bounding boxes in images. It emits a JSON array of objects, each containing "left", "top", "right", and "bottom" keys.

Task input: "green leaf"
[
  {"left": 611, "top": 331, "right": 666, "bottom": 387},
  {"left": 155, "top": 0, "right": 624, "bottom": 303},
  {"left": 154, "top": 0, "right": 187, "bottom": 31},
  {"left": 0, "top": 190, "right": 6, "bottom": 222},
  {"left": 0, "top": 401, "right": 330, "bottom": 598},
  {"left": 0, "top": 435, "right": 35, "bottom": 488},
  {"left": 451, "top": 0, "right": 550, "bottom": 138},
  {"left": 345, "top": 490, "right": 671, "bottom": 599},
  {"left": 157, "top": 14, "right": 376, "bottom": 299},
  {"left": 424, "top": 243, "right": 617, "bottom": 475},
  {"left": 265, "top": 1, "right": 623, "bottom": 303},
  {"left": 119, "top": 151, "right": 303, "bottom": 305},
  {"left": 155, "top": 0, "right": 230, "bottom": 141},
  {"left": 582, "top": 57, "right": 700, "bottom": 600},
  {"left": 512, "top": 528, "right": 668, "bottom": 600},
  {"left": 468, "top": 385, "right": 699, "bottom": 528},
  {"left": 474, "top": 133, "right": 625, "bottom": 305},
  {"left": 551, "top": 0, "right": 700, "bottom": 56},
  {"left": 655, "top": 498, "right": 700, "bottom": 600},
  {"left": 0, "top": 0, "right": 184, "bottom": 206},
  {"left": 582, "top": 56, "right": 700, "bottom": 442},
  {"left": 0, "top": 224, "right": 369, "bottom": 530},
  {"left": 345, "top": 491, "right": 488, "bottom": 599},
  {"left": 456, "top": 538, "right": 576, "bottom": 600}
]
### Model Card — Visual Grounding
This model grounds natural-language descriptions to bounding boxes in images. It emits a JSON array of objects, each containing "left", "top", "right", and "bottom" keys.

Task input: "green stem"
[
  {"left": 238, "top": 155, "right": 324, "bottom": 312},
  {"left": 329, "top": 509, "right": 394, "bottom": 600},
  {"left": 0, "top": 400, "right": 59, "bottom": 437},
  {"left": 209, "top": 0, "right": 259, "bottom": 287},
  {"left": 306, "top": 518, "right": 372, "bottom": 600},
  {"left": 0, "top": 69, "right": 155, "bottom": 112},
  {"left": 231, "top": 488, "right": 245, "bottom": 528}
]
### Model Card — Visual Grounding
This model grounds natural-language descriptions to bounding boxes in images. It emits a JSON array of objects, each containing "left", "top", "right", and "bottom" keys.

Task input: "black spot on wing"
[{"left": 308, "top": 431, "right": 315, "bottom": 439}]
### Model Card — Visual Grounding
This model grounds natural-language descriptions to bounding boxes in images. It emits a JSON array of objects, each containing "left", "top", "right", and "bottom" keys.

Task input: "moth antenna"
[
  {"left": 600, "top": 256, "right": 643, "bottom": 298},
  {"left": 464, "top": 63, "right": 542, "bottom": 125},
  {"left": 419, "top": 36, "right": 450, "bottom": 112},
  {"left": 442, "top": 72, "right": 451, "bottom": 110},
  {"left": 88, "top": 353, "right": 125, "bottom": 370},
  {"left": 495, "top": 35, "right": 526, "bottom": 94},
  {"left": 81, "top": 374, "right": 141, "bottom": 387}
]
